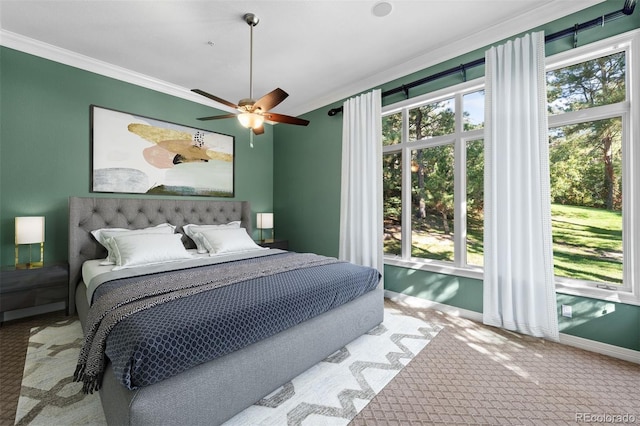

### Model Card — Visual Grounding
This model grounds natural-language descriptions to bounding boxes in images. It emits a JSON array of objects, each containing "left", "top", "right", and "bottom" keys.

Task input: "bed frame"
[{"left": 68, "top": 196, "right": 384, "bottom": 425}]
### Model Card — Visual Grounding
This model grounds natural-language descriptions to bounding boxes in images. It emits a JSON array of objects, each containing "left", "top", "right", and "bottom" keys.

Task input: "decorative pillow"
[
  {"left": 91, "top": 223, "right": 176, "bottom": 265},
  {"left": 196, "top": 228, "right": 264, "bottom": 255},
  {"left": 107, "top": 233, "right": 192, "bottom": 270},
  {"left": 183, "top": 221, "right": 242, "bottom": 253}
]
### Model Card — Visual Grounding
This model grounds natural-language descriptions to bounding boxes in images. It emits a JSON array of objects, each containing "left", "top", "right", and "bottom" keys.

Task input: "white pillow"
[
  {"left": 183, "top": 222, "right": 242, "bottom": 253},
  {"left": 196, "top": 228, "right": 264, "bottom": 255},
  {"left": 91, "top": 223, "right": 176, "bottom": 265},
  {"left": 107, "top": 233, "right": 192, "bottom": 271}
]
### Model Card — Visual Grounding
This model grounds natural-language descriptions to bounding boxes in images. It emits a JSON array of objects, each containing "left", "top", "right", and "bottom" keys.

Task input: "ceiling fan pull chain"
[{"left": 250, "top": 130, "right": 254, "bottom": 148}]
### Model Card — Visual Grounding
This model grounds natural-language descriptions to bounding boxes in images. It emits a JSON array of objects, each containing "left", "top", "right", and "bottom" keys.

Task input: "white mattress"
[
  {"left": 81, "top": 249, "right": 208, "bottom": 286},
  {"left": 82, "top": 248, "right": 280, "bottom": 304}
]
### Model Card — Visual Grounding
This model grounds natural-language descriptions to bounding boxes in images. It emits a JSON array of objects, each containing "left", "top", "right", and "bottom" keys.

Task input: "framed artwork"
[{"left": 91, "top": 105, "right": 235, "bottom": 197}]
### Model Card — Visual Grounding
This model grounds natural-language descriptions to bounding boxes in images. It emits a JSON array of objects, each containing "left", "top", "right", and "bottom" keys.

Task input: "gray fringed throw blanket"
[{"left": 74, "top": 252, "right": 340, "bottom": 393}]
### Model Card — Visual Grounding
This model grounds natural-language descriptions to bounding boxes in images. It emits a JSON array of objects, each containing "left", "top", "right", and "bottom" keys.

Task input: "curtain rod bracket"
[
  {"left": 328, "top": 106, "right": 343, "bottom": 116},
  {"left": 573, "top": 23, "right": 579, "bottom": 48},
  {"left": 402, "top": 85, "right": 409, "bottom": 99},
  {"left": 623, "top": 0, "right": 636, "bottom": 15},
  {"left": 460, "top": 64, "right": 467, "bottom": 82}
]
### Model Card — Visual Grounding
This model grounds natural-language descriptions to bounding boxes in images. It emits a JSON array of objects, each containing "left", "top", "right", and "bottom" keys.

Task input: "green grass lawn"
[
  {"left": 551, "top": 203, "right": 622, "bottom": 284},
  {"left": 385, "top": 203, "right": 623, "bottom": 285}
]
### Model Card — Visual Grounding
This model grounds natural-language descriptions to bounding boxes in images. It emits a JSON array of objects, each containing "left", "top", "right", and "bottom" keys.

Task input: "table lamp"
[
  {"left": 15, "top": 216, "right": 45, "bottom": 269},
  {"left": 256, "top": 213, "right": 274, "bottom": 242}
]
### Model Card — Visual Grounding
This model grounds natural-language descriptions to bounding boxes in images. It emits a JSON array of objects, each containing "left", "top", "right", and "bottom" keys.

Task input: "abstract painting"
[{"left": 91, "top": 105, "right": 234, "bottom": 197}]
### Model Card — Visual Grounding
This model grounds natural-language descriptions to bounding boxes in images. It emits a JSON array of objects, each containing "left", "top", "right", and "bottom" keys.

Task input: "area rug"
[
  {"left": 16, "top": 308, "right": 441, "bottom": 426},
  {"left": 14, "top": 318, "right": 104, "bottom": 426}
]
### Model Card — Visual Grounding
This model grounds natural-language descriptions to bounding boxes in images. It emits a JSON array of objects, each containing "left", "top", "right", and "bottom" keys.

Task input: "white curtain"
[
  {"left": 339, "top": 89, "right": 383, "bottom": 276},
  {"left": 483, "top": 32, "right": 559, "bottom": 341}
]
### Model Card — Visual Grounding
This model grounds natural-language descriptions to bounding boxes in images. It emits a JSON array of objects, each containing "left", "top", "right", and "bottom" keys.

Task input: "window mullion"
[
  {"left": 454, "top": 93, "right": 465, "bottom": 267},
  {"left": 548, "top": 102, "right": 629, "bottom": 128},
  {"left": 401, "top": 108, "right": 412, "bottom": 260},
  {"left": 621, "top": 112, "right": 634, "bottom": 293}
]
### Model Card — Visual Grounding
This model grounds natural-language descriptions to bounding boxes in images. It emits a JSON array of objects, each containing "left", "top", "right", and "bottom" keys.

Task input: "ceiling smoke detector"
[{"left": 372, "top": 1, "right": 393, "bottom": 17}]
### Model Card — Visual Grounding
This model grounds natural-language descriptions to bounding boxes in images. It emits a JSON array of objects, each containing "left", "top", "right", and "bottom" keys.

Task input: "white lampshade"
[
  {"left": 237, "top": 112, "right": 265, "bottom": 129},
  {"left": 15, "top": 216, "right": 45, "bottom": 244},
  {"left": 256, "top": 213, "right": 274, "bottom": 229}
]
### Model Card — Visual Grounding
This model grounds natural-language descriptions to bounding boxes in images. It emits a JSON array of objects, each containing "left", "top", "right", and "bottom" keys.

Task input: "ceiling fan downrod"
[{"left": 244, "top": 13, "right": 259, "bottom": 103}]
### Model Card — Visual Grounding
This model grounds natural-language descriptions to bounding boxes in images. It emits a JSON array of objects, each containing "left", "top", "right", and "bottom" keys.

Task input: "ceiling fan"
[{"left": 192, "top": 13, "right": 309, "bottom": 135}]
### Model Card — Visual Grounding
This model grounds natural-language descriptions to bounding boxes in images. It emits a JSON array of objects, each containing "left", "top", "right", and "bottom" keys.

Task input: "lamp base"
[
  {"left": 15, "top": 243, "right": 44, "bottom": 269},
  {"left": 15, "top": 261, "right": 44, "bottom": 269}
]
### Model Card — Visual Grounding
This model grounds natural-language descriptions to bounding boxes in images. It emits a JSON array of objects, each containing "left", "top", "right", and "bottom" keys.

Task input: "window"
[
  {"left": 548, "top": 118, "right": 623, "bottom": 286},
  {"left": 546, "top": 35, "right": 637, "bottom": 300},
  {"left": 383, "top": 30, "right": 639, "bottom": 303},
  {"left": 411, "top": 144, "right": 455, "bottom": 261},
  {"left": 466, "top": 138, "right": 484, "bottom": 267},
  {"left": 383, "top": 151, "right": 402, "bottom": 255},
  {"left": 382, "top": 83, "right": 484, "bottom": 273}
]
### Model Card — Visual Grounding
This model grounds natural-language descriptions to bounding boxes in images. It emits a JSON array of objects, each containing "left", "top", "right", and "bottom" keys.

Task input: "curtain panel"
[
  {"left": 483, "top": 32, "right": 559, "bottom": 341},
  {"left": 339, "top": 89, "right": 383, "bottom": 277}
]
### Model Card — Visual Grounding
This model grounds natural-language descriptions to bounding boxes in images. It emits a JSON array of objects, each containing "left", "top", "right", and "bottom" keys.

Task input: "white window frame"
[
  {"left": 383, "top": 79, "right": 485, "bottom": 281},
  {"left": 383, "top": 29, "right": 640, "bottom": 306},
  {"left": 546, "top": 29, "right": 639, "bottom": 305}
]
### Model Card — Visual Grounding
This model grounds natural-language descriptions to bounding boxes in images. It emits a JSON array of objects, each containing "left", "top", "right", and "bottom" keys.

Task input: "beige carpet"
[{"left": 354, "top": 300, "right": 640, "bottom": 425}]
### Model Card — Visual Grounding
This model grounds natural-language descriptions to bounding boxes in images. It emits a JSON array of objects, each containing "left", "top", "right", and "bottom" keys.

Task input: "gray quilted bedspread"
[{"left": 91, "top": 252, "right": 380, "bottom": 390}]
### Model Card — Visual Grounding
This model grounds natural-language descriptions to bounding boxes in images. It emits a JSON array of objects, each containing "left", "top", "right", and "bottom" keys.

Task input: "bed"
[{"left": 68, "top": 196, "right": 383, "bottom": 425}]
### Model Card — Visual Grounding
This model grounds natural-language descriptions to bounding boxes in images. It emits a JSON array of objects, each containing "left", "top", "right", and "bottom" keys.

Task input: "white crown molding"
[
  {"left": 385, "top": 290, "right": 639, "bottom": 365},
  {"left": 294, "top": 0, "right": 606, "bottom": 115},
  {"left": 0, "top": 29, "right": 236, "bottom": 114}
]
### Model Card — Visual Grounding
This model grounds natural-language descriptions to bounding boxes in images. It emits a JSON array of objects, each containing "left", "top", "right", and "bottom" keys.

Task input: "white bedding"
[{"left": 82, "top": 248, "right": 280, "bottom": 305}]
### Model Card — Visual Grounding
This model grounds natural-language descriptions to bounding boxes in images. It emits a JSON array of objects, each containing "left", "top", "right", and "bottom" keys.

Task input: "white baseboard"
[
  {"left": 384, "top": 290, "right": 639, "bottom": 365},
  {"left": 559, "top": 333, "right": 640, "bottom": 364},
  {"left": 384, "top": 290, "right": 483, "bottom": 322}
]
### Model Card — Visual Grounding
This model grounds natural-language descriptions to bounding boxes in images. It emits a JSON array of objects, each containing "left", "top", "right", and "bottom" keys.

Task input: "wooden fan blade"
[
  {"left": 192, "top": 89, "right": 238, "bottom": 109},
  {"left": 254, "top": 88, "right": 288, "bottom": 112},
  {"left": 197, "top": 113, "right": 237, "bottom": 121},
  {"left": 252, "top": 125, "right": 265, "bottom": 135},
  {"left": 263, "top": 112, "right": 309, "bottom": 126}
]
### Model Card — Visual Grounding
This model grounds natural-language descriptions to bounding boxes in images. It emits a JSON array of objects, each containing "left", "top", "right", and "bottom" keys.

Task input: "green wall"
[
  {"left": 384, "top": 265, "right": 483, "bottom": 313},
  {"left": 273, "top": 100, "right": 343, "bottom": 257},
  {"left": 382, "top": 266, "right": 640, "bottom": 351},
  {"left": 0, "top": 47, "right": 274, "bottom": 266},
  {"left": 274, "top": 1, "right": 640, "bottom": 352}
]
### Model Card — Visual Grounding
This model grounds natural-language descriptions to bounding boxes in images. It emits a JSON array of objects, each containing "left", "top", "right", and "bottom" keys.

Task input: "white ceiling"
[{"left": 0, "top": 1, "right": 604, "bottom": 118}]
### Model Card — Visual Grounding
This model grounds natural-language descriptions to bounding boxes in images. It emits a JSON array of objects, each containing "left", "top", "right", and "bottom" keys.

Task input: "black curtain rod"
[{"left": 327, "top": 0, "right": 636, "bottom": 116}]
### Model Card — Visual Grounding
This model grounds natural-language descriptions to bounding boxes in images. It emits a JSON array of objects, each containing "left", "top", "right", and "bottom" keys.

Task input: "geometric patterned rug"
[
  {"left": 16, "top": 308, "right": 441, "bottom": 426},
  {"left": 14, "top": 319, "right": 105, "bottom": 426}
]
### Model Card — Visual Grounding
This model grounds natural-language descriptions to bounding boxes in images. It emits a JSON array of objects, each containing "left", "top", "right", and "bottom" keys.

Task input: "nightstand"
[
  {"left": 0, "top": 262, "right": 68, "bottom": 322},
  {"left": 258, "top": 239, "right": 289, "bottom": 250}
]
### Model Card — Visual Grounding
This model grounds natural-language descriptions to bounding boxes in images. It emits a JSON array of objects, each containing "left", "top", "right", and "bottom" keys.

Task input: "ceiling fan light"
[{"left": 238, "top": 112, "right": 264, "bottom": 129}]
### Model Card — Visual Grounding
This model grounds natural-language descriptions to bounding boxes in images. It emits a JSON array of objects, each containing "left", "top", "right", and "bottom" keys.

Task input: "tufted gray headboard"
[{"left": 68, "top": 197, "right": 251, "bottom": 315}]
